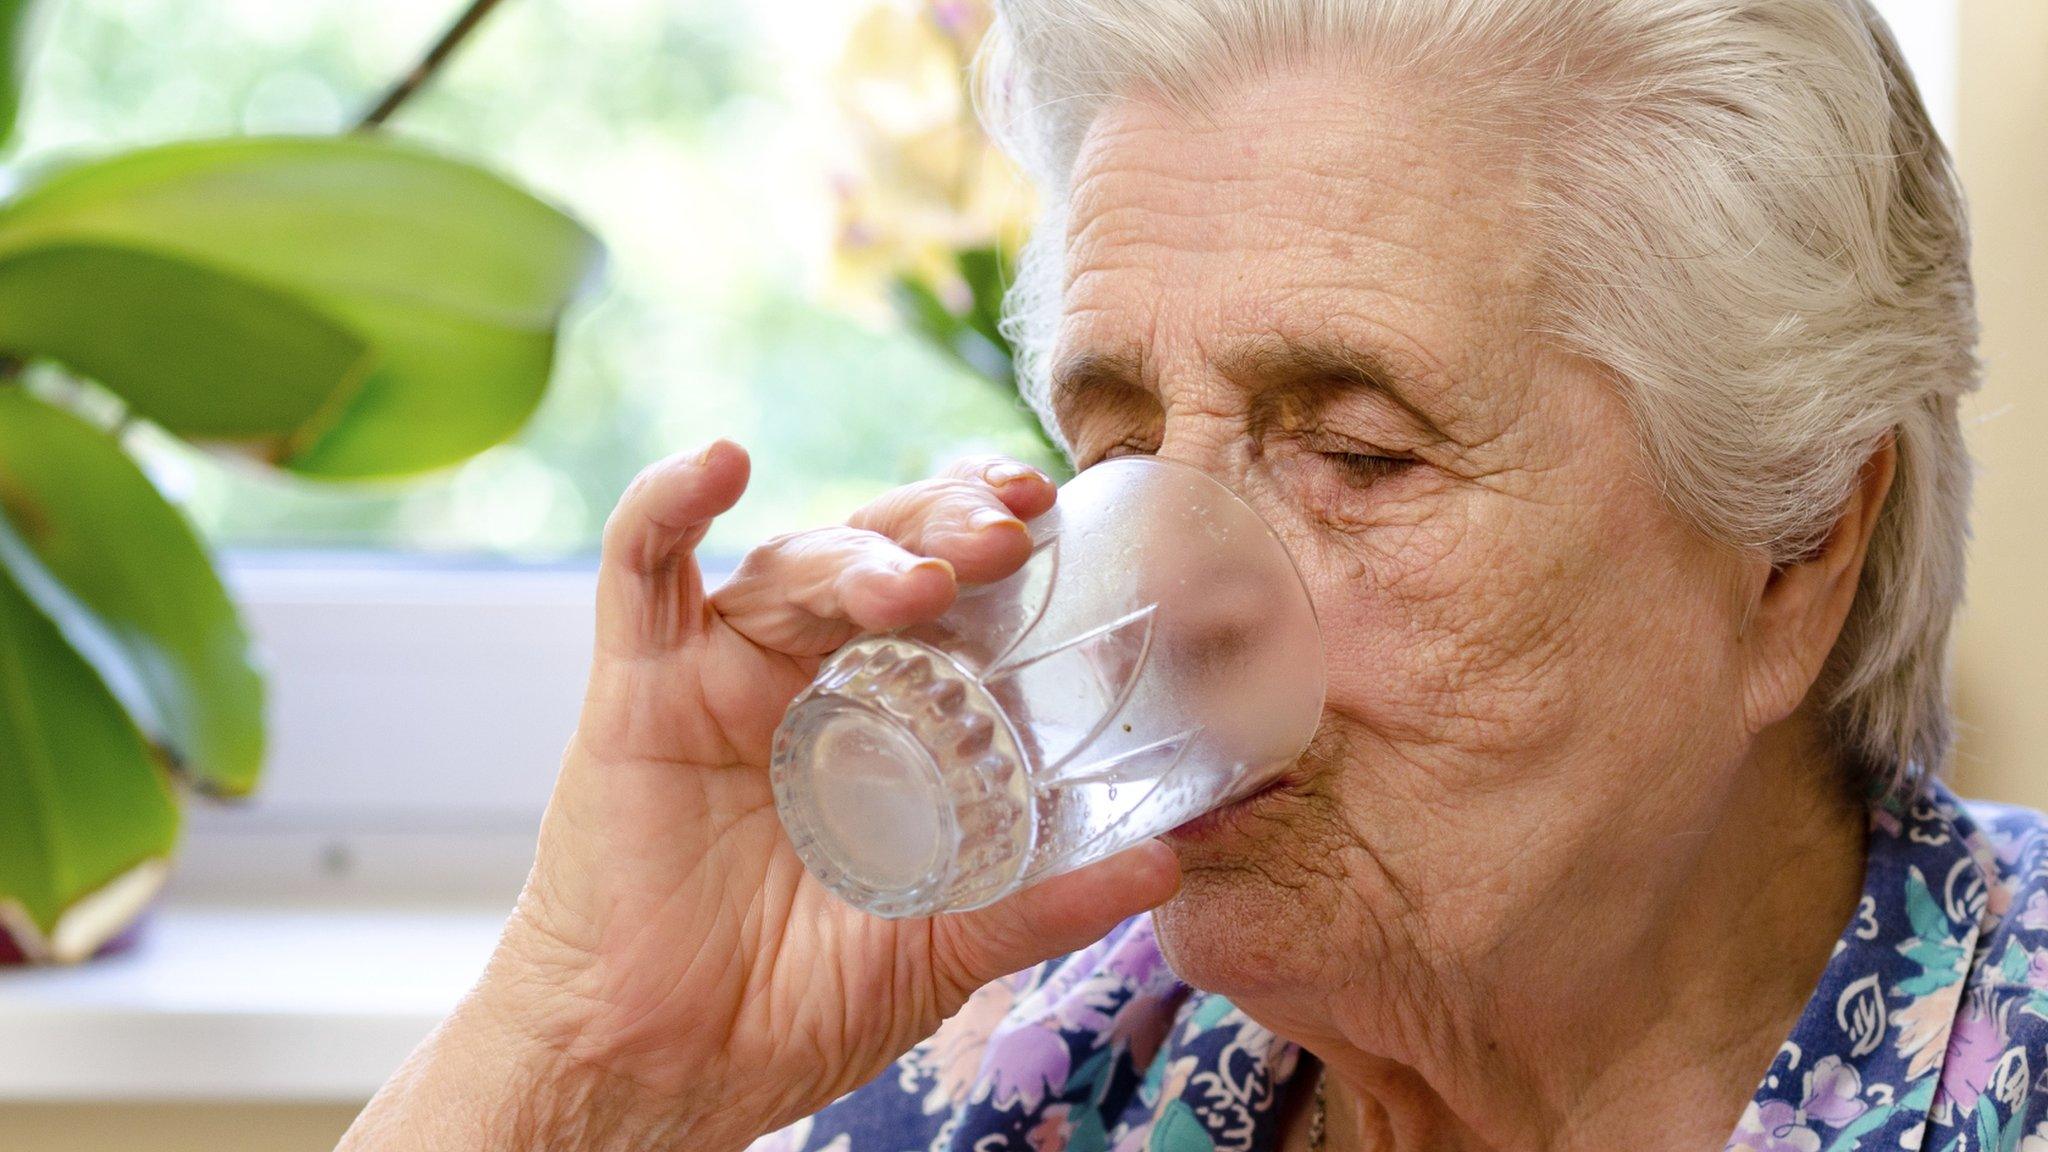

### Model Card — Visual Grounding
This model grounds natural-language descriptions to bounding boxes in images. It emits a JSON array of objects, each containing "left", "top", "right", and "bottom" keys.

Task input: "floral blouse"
[{"left": 753, "top": 781, "right": 2048, "bottom": 1152}]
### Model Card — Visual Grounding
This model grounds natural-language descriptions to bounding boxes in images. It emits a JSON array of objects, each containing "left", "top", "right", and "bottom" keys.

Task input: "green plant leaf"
[
  {"left": 0, "top": 0, "right": 37, "bottom": 147},
  {"left": 0, "top": 558, "right": 179, "bottom": 953},
  {"left": 0, "top": 134, "right": 604, "bottom": 476},
  {"left": 0, "top": 244, "right": 374, "bottom": 447},
  {"left": 890, "top": 270, "right": 1012, "bottom": 386},
  {"left": 890, "top": 254, "right": 1063, "bottom": 471},
  {"left": 954, "top": 245, "right": 1013, "bottom": 367},
  {"left": 0, "top": 389, "right": 264, "bottom": 795}
]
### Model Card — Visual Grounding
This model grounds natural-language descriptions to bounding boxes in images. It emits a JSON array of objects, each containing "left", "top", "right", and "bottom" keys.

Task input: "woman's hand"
[{"left": 339, "top": 442, "right": 1180, "bottom": 1152}]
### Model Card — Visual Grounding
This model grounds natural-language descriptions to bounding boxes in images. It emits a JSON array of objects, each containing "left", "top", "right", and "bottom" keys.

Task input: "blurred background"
[
  {"left": 19, "top": 0, "right": 1054, "bottom": 556},
  {"left": 0, "top": 0, "right": 2038, "bottom": 1148}
]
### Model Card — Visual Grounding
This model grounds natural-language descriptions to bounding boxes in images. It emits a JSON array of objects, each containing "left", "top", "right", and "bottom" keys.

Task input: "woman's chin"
[
  {"left": 1150, "top": 795, "right": 1360, "bottom": 997},
  {"left": 1151, "top": 868, "right": 1337, "bottom": 999}
]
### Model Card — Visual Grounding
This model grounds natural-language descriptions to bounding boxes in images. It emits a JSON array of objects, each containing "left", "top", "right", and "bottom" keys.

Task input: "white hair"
[{"left": 977, "top": 0, "right": 1978, "bottom": 798}]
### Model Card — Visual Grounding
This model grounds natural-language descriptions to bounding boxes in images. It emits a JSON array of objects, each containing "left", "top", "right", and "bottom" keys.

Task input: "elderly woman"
[{"left": 339, "top": 1, "right": 2042, "bottom": 1149}]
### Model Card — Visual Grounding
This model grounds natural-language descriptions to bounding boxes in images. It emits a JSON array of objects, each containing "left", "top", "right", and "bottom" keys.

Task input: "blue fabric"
[{"left": 751, "top": 781, "right": 2048, "bottom": 1152}]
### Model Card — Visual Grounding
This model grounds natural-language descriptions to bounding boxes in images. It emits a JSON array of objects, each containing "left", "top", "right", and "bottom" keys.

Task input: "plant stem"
[
  {"left": 0, "top": 355, "right": 23, "bottom": 384},
  {"left": 355, "top": 0, "right": 510, "bottom": 131}
]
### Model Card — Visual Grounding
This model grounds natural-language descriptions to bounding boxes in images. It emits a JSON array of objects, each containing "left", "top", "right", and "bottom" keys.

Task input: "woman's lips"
[{"left": 1164, "top": 777, "right": 1295, "bottom": 842}]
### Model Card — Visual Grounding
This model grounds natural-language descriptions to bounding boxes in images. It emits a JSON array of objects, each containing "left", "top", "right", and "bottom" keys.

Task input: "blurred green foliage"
[
  {"left": 9, "top": 0, "right": 1059, "bottom": 560},
  {"left": 0, "top": 0, "right": 31, "bottom": 139}
]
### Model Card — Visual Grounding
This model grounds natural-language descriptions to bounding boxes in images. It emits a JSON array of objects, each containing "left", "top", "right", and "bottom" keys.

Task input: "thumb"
[
  {"left": 592, "top": 438, "right": 750, "bottom": 660},
  {"left": 927, "top": 840, "right": 1181, "bottom": 1006}
]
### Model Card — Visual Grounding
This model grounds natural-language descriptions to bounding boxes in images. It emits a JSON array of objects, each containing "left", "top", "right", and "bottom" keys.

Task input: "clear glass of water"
[{"left": 770, "top": 456, "right": 1325, "bottom": 918}]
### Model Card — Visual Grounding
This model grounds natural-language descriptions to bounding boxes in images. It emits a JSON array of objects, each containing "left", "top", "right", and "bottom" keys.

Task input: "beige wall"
[
  {"left": 1949, "top": 0, "right": 2048, "bottom": 804},
  {"left": 0, "top": 1104, "right": 360, "bottom": 1152}
]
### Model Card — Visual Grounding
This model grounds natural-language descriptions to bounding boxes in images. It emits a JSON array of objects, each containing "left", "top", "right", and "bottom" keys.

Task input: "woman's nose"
[
  {"left": 1151, "top": 426, "right": 1238, "bottom": 484},
  {"left": 1151, "top": 431, "right": 1266, "bottom": 510}
]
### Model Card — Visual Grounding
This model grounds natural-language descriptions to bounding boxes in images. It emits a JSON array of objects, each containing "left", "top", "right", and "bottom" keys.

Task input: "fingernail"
[
  {"left": 900, "top": 556, "right": 954, "bottom": 579},
  {"left": 969, "top": 507, "right": 1023, "bottom": 533},
  {"left": 982, "top": 462, "right": 1043, "bottom": 488},
  {"left": 693, "top": 438, "right": 728, "bottom": 467}
]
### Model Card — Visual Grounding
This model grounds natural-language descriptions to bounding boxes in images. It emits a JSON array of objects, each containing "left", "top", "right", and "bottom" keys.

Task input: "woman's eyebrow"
[
  {"left": 1047, "top": 338, "right": 1453, "bottom": 444},
  {"left": 1224, "top": 337, "right": 1452, "bottom": 444},
  {"left": 1049, "top": 350, "right": 1148, "bottom": 420}
]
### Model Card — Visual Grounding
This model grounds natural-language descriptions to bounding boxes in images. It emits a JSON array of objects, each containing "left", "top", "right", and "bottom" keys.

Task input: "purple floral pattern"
[{"left": 758, "top": 781, "right": 2048, "bottom": 1151}]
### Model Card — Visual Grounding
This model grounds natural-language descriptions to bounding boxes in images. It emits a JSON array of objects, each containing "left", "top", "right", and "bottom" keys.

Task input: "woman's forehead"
[
  {"left": 1066, "top": 68, "right": 1529, "bottom": 261},
  {"left": 1056, "top": 70, "right": 1538, "bottom": 401}
]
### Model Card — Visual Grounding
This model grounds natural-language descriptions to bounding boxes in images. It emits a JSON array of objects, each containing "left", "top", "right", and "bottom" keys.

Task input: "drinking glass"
[{"left": 770, "top": 456, "right": 1324, "bottom": 918}]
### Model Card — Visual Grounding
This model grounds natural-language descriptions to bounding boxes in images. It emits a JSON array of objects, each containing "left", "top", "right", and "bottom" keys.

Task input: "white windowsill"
[{"left": 0, "top": 903, "right": 504, "bottom": 1103}]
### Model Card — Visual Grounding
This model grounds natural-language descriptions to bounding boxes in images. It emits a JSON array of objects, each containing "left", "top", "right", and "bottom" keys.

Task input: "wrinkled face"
[{"left": 1051, "top": 69, "right": 1762, "bottom": 1001}]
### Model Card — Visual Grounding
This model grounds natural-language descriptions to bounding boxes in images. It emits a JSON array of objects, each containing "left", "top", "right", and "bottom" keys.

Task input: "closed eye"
[
  {"left": 1095, "top": 437, "right": 1160, "bottom": 465},
  {"left": 1318, "top": 450, "right": 1413, "bottom": 485}
]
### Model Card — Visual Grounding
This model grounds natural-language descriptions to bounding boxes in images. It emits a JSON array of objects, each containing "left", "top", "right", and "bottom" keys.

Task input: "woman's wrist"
[
  {"left": 467, "top": 925, "right": 733, "bottom": 1150},
  {"left": 340, "top": 936, "right": 726, "bottom": 1152}
]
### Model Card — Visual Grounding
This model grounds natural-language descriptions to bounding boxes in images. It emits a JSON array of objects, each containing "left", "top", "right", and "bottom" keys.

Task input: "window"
[{"left": 15, "top": 0, "right": 1052, "bottom": 561}]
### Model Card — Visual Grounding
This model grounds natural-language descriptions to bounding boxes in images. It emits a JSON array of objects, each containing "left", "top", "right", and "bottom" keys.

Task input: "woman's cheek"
[
  {"left": 1258, "top": 457, "right": 1487, "bottom": 716},
  {"left": 1266, "top": 447, "right": 1444, "bottom": 532},
  {"left": 1297, "top": 477, "right": 1467, "bottom": 594},
  {"left": 1297, "top": 496, "right": 1540, "bottom": 743}
]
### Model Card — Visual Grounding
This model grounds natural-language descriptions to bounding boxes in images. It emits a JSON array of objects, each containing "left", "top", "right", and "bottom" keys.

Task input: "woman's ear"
[{"left": 1740, "top": 438, "right": 1898, "bottom": 735}]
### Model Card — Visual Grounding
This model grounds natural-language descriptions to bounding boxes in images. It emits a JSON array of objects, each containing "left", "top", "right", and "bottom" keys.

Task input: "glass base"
[{"left": 771, "top": 636, "right": 1034, "bottom": 917}]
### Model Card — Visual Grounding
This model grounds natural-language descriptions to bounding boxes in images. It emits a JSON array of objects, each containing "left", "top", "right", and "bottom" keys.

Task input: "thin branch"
[{"left": 355, "top": 0, "right": 510, "bottom": 131}]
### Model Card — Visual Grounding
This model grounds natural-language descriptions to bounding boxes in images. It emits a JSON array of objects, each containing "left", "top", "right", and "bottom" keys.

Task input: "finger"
[
  {"left": 927, "top": 840, "right": 1181, "bottom": 1006},
  {"left": 594, "top": 439, "right": 749, "bottom": 658},
  {"left": 937, "top": 456, "right": 1058, "bottom": 521},
  {"left": 847, "top": 461, "right": 1054, "bottom": 585},
  {"left": 711, "top": 526, "right": 960, "bottom": 657}
]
